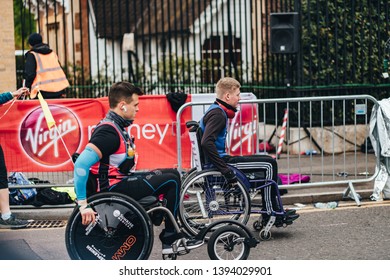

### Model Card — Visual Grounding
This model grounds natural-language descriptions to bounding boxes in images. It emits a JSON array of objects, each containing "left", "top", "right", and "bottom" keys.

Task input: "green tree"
[
  {"left": 14, "top": 0, "right": 36, "bottom": 49},
  {"left": 301, "top": 0, "right": 390, "bottom": 86}
]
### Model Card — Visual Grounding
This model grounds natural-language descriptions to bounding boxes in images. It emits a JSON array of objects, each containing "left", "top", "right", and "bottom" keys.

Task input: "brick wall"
[{"left": 0, "top": 0, "right": 16, "bottom": 92}]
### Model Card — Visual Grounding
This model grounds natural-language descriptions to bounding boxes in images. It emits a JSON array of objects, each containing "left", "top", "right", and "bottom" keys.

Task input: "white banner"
[{"left": 1, "top": 260, "right": 388, "bottom": 280}]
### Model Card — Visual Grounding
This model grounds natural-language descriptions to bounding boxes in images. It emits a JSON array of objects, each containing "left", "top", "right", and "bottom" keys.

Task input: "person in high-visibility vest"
[{"left": 24, "top": 33, "right": 69, "bottom": 99}]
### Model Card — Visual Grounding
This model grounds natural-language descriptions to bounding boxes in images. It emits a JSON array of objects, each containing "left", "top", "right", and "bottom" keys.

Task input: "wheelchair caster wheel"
[
  {"left": 207, "top": 225, "right": 250, "bottom": 260},
  {"left": 253, "top": 221, "right": 263, "bottom": 231},
  {"left": 259, "top": 229, "right": 271, "bottom": 241}
]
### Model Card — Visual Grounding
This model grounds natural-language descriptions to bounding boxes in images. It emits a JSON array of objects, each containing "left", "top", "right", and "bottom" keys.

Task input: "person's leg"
[
  {"left": 224, "top": 155, "right": 280, "bottom": 212},
  {"left": 0, "top": 189, "right": 11, "bottom": 216},
  {"left": 224, "top": 155, "right": 298, "bottom": 223},
  {"left": 111, "top": 169, "right": 181, "bottom": 231},
  {"left": 111, "top": 169, "right": 202, "bottom": 252},
  {"left": 0, "top": 145, "right": 28, "bottom": 228},
  {"left": 0, "top": 145, "right": 11, "bottom": 216}
]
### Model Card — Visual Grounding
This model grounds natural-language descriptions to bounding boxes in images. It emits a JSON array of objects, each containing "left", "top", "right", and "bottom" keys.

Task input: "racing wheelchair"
[
  {"left": 178, "top": 121, "right": 297, "bottom": 241},
  {"left": 65, "top": 191, "right": 259, "bottom": 260}
]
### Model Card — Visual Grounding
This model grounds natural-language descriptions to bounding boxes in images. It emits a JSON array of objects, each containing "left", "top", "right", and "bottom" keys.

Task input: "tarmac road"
[{"left": 1, "top": 200, "right": 389, "bottom": 260}]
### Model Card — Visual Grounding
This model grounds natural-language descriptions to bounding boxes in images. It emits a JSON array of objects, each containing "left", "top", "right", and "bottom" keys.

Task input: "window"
[{"left": 202, "top": 35, "right": 241, "bottom": 83}]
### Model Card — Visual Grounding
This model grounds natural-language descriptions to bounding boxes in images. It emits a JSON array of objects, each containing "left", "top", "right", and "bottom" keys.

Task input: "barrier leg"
[{"left": 343, "top": 181, "right": 361, "bottom": 207}]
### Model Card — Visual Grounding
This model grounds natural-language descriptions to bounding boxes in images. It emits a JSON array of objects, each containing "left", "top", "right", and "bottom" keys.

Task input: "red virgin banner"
[
  {"left": 228, "top": 103, "right": 259, "bottom": 156},
  {"left": 97, "top": 96, "right": 193, "bottom": 170},
  {"left": 0, "top": 94, "right": 257, "bottom": 173},
  {"left": 0, "top": 95, "right": 192, "bottom": 172}
]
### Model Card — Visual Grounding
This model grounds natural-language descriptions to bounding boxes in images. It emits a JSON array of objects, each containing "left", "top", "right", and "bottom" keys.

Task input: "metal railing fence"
[
  {"left": 6, "top": 94, "right": 379, "bottom": 209},
  {"left": 176, "top": 94, "right": 380, "bottom": 206},
  {"left": 13, "top": 1, "right": 390, "bottom": 101}
]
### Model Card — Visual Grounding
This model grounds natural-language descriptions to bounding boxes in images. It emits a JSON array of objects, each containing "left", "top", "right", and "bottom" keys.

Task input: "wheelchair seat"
[{"left": 138, "top": 195, "right": 159, "bottom": 208}]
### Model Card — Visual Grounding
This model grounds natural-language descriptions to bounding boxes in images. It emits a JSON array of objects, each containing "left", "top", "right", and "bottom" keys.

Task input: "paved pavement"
[
  {"left": 11, "top": 181, "right": 376, "bottom": 221},
  {"left": 3, "top": 199, "right": 390, "bottom": 260},
  {"left": 6, "top": 156, "right": 383, "bottom": 261},
  {"left": 11, "top": 151, "right": 379, "bottom": 221}
]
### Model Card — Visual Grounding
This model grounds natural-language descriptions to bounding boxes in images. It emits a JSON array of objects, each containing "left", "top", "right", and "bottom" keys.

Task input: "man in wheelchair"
[
  {"left": 73, "top": 81, "right": 202, "bottom": 255},
  {"left": 199, "top": 77, "right": 299, "bottom": 227}
]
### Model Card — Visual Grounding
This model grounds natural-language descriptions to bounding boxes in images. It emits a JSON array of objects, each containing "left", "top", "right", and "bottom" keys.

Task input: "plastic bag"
[
  {"left": 8, "top": 172, "right": 37, "bottom": 205},
  {"left": 371, "top": 164, "right": 390, "bottom": 201}
]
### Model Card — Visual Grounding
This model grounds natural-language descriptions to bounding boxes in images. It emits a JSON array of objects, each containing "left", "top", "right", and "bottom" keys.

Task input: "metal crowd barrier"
[
  {"left": 7, "top": 95, "right": 379, "bottom": 209},
  {"left": 176, "top": 95, "right": 380, "bottom": 206}
]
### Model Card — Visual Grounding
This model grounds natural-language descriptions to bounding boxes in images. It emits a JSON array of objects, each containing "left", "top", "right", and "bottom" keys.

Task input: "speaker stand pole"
[
  {"left": 285, "top": 57, "right": 292, "bottom": 94},
  {"left": 283, "top": 57, "right": 292, "bottom": 153}
]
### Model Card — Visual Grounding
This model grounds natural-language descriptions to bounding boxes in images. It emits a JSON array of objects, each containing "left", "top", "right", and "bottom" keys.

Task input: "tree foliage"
[
  {"left": 14, "top": 0, "right": 36, "bottom": 49},
  {"left": 301, "top": 0, "right": 390, "bottom": 86}
]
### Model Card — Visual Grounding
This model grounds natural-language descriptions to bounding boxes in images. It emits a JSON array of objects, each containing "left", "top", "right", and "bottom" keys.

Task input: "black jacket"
[{"left": 201, "top": 107, "right": 231, "bottom": 175}]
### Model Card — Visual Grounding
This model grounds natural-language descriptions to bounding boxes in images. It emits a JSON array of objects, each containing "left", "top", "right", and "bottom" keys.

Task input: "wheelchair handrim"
[{"left": 65, "top": 193, "right": 154, "bottom": 260}]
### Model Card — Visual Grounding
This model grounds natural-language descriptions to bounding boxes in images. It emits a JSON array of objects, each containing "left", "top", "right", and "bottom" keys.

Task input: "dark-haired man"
[{"left": 74, "top": 81, "right": 202, "bottom": 254}]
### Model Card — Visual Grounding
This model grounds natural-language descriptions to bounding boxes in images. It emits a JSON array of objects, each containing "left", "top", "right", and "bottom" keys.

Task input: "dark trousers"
[
  {"left": 34, "top": 89, "right": 66, "bottom": 99},
  {"left": 0, "top": 145, "right": 8, "bottom": 190},
  {"left": 110, "top": 168, "right": 181, "bottom": 231},
  {"left": 224, "top": 155, "right": 281, "bottom": 213}
]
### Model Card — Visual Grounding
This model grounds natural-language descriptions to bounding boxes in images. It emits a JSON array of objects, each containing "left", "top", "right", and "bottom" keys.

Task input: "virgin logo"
[
  {"left": 20, "top": 105, "right": 81, "bottom": 166},
  {"left": 227, "top": 104, "right": 258, "bottom": 155}
]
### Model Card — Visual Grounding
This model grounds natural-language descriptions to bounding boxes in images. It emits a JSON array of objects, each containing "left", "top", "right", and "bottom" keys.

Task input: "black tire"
[
  {"left": 253, "top": 220, "right": 263, "bottom": 231},
  {"left": 180, "top": 167, "right": 197, "bottom": 186},
  {"left": 259, "top": 229, "right": 272, "bottom": 241},
  {"left": 179, "top": 169, "right": 251, "bottom": 236},
  {"left": 207, "top": 225, "right": 250, "bottom": 260},
  {"left": 65, "top": 192, "right": 153, "bottom": 260}
]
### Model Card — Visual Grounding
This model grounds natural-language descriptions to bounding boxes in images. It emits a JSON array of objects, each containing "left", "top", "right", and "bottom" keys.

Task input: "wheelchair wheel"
[
  {"left": 207, "top": 225, "right": 250, "bottom": 260},
  {"left": 180, "top": 168, "right": 199, "bottom": 192},
  {"left": 65, "top": 192, "right": 154, "bottom": 260},
  {"left": 179, "top": 169, "right": 251, "bottom": 236}
]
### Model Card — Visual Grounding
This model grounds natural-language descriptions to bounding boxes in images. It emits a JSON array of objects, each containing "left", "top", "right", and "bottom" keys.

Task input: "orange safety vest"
[{"left": 30, "top": 51, "right": 70, "bottom": 98}]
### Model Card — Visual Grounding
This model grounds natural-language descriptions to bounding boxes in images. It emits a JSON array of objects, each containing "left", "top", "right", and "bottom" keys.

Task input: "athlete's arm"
[
  {"left": 74, "top": 144, "right": 101, "bottom": 200},
  {"left": 74, "top": 124, "right": 120, "bottom": 225},
  {"left": 74, "top": 145, "right": 101, "bottom": 225},
  {"left": 24, "top": 52, "right": 37, "bottom": 89}
]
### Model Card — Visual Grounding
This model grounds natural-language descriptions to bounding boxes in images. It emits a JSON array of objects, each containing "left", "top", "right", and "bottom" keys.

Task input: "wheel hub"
[
  {"left": 105, "top": 228, "right": 115, "bottom": 238},
  {"left": 209, "top": 200, "right": 219, "bottom": 211}
]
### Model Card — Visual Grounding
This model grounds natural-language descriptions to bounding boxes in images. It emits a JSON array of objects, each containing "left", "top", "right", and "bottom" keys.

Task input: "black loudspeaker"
[{"left": 270, "top": 12, "right": 299, "bottom": 54}]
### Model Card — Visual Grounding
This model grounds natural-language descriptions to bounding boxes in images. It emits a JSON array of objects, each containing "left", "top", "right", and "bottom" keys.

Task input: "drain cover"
[{"left": 27, "top": 220, "right": 67, "bottom": 229}]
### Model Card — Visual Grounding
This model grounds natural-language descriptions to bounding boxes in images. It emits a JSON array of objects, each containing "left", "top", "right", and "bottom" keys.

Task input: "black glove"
[{"left": 224, "top": 170, "right": 238, "bottom": 184}]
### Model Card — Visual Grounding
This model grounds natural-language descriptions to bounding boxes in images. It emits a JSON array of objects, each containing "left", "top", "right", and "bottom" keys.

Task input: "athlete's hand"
[{"left": 78, "top": 199, "right": 97, "bottom": 225}]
